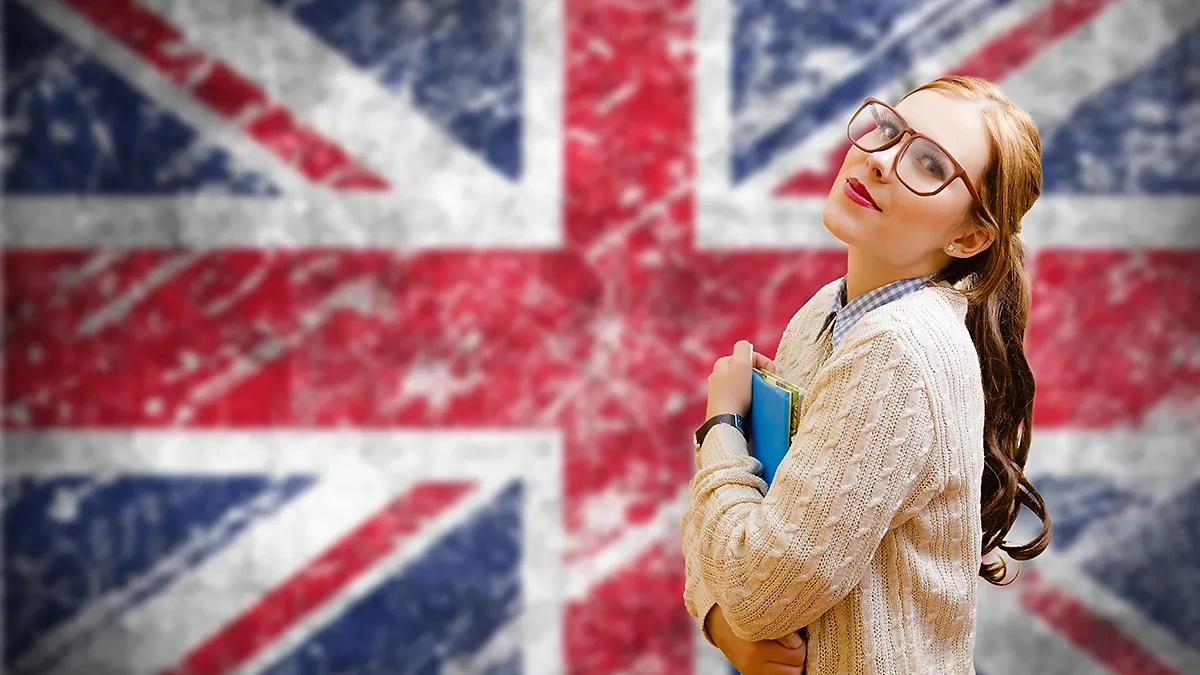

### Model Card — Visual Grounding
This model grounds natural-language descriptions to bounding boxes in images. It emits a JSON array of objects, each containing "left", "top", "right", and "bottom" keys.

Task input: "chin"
[{"left": 821, "top": 198, "right": 866, "bottom": 247}]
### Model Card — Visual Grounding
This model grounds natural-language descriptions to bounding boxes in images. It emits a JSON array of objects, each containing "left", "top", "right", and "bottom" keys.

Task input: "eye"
[
  {"left": 872, "top": 109, "right": 903, "bottom": 140},
  {"left": 917, "top": 151, "right": 950, "bottom": 181}
]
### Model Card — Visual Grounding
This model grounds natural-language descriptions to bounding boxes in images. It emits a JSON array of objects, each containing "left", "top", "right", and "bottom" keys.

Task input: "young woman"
[{"left": 681, "top": 76, "right": 1054, "bottom": 674}]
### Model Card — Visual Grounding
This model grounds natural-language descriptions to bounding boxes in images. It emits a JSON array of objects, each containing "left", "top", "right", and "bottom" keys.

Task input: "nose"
[{"left": 865, "top": 144, "right": 901, "bottom": 181}]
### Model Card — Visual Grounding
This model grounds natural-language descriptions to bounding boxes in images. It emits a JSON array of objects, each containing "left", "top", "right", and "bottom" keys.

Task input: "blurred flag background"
[{"left": 3, "top": 0, "right": 1197, "bottom": 673}]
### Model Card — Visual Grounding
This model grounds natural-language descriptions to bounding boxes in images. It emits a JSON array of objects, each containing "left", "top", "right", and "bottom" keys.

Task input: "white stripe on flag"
[
  {"left": 7, "top": 195, "right": 1199, "bottom": 250},
  {"left": 694, "top": 197, "right": 1200, "bottom": 250},
  {"left": 2, "top": 195, "right": 565, "bottom": 249},
  {"left": 1024, "top": 427, "right": 1200, "bottom": 498}
]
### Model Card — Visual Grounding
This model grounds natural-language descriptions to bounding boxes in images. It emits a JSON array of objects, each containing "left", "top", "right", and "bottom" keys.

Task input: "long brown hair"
[{"left": 905, "top": 76, "right": 1053, "bottom": 585}]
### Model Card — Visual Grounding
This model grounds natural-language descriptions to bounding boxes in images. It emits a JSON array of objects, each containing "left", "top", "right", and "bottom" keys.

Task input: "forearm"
[{"left": 684, "top": 331, "right": 937, "bottom": 640}]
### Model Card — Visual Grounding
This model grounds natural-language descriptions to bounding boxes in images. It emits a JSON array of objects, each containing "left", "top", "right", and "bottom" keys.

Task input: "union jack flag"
[{"left": 3, "top": 0, "right": 1198, "bottom": 673}]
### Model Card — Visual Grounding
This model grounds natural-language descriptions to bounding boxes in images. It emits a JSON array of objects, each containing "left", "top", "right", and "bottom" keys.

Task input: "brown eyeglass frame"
[{"left": 848, "top": 97, "right": 989, "bottom": 215}]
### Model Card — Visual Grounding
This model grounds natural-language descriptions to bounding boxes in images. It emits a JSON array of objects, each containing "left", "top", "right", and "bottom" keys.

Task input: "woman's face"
[{"left": 823, "top": 89, "right": 993, "bottom": 268}]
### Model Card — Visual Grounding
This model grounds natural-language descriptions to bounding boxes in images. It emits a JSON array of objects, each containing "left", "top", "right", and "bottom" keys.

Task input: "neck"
[{"left": 844, "top": 247, "right": 943, "bottom": 304}]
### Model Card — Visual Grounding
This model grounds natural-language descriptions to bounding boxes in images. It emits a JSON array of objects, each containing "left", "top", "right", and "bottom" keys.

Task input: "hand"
[
  {"left": 705, "top": 604, "right": 807, "bottom": 674},
  {"left": 706, "top": 340, "right": 778, "bottom": 419}
]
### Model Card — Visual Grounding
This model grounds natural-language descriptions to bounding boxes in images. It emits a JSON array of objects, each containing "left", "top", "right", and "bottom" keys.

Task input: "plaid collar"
[{"left": 828, "top": 276, "right": 932, "bottom": 347}]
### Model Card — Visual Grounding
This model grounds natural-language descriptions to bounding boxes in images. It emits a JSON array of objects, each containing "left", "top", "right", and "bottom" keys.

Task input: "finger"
[
  {"left": 753, "top": 352, "right": 777, "bottom": 374},
  {"left": 733, "top": 340, "right": 753, "bottom": 364},
  {"left": 775, "top": 631, "right": 803, "bottom": 649},
  {"left": 759, "top": 640, "right": 807, "bottom": 667}
]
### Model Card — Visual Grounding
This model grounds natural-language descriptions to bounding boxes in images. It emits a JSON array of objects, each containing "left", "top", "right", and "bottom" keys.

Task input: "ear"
[{"left": 946, "top": 224, "right": 994, "bottom": 258}]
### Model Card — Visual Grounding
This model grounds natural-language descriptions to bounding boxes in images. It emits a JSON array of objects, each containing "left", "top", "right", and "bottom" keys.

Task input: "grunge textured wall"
[{"left": 4, "top": 0, "right": 1198, "bottom": 673}]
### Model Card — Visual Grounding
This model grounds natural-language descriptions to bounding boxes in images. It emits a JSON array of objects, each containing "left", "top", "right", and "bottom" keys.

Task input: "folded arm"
[{"left": 681, "top": 327, "right": 939, "bottom": 641}]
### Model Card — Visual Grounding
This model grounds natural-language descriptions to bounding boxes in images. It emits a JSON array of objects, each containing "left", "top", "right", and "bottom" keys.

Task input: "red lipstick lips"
[{"left": 845, "top": 177, "right": 880, "bottom": 211}]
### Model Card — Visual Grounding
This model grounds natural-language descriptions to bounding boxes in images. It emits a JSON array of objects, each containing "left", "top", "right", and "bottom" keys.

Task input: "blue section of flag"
[
  {"left": 1082, "top": 480, "right": 1200, "bottom": 650},
  {"left": 730, "top": 0, "right": 1013, "bottom": 183},
  {"left": 482, "top": 653, "right": 522, "bottom": 675},
  {"left": 1, "top": 3, "right": 279, "bottom": 195},
  {"left": 262, "top": 481, "right": 523, "bottom": 674},
  {"left": 1028, "top": 474, "right": 1150, "bottom": 551},
  {"left": 1041, "top": 22, "right": 1200, "bottom": 194},
  {"left": 264, "top": 0, "right": 523, "bottom": 180},
  {"left": 3, "top": 474, "right": 312, "bottom": 667}
]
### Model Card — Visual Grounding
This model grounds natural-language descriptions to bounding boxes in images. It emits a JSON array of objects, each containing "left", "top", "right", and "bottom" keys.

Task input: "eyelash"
[{"left": 917, "top": 151, "right": 947, "bottom": 176}]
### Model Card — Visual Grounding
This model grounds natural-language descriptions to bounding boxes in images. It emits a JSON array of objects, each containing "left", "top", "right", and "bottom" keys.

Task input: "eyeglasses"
[{"left": 847, "top": 97, "right": 988, "bottom": 216}]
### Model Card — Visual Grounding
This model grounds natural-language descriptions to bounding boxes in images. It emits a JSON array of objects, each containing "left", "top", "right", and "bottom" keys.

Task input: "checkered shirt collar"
[{"left": 828, "top": 276, "right": 932, "bottom": 348}]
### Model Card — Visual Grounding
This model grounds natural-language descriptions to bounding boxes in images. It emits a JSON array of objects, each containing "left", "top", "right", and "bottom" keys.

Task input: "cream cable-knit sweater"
[{"left": 682, "top": 277, "right": 985, "bottom": 674}]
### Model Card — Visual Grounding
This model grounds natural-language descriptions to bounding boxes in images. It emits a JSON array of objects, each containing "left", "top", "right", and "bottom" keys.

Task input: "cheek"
[
  {"left": 895, "top": 190, "right": 965, "bottom": 235},
  {"left": 878, "top": 194, "right": 960, "bottom": 261}
]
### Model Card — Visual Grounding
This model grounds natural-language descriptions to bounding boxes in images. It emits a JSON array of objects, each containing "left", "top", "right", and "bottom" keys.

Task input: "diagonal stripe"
[
  {"left": 59, "top": 0, "right": 387, "bottom": 190},
  {"left": 255, "top": 482, "right": 523, "bottom": 675},
  {"left": 728, "top": 0, "right": 1022, "bottom": 183},
  {"left": 566, "top": 540, "right": 693, "bottom": 675},
  {"left": 130, "top": 0, "right": 513, "bottom": 192},
  {"left": 1019, "top": 568, "right": 1180, "bottom": 675},
  {"left": 975, "top": 569, "right": 1123, "bottom": 673},
  {"left": 774, "top": 0, "right": 1117, "bottom": 196},
  {"left": 5, "top": 474, "right": 314, "bottom": 675},
  {"left": 164, "top": 481, "right": 472, "bottom": 675},
  {"left": 954, "top": 0, "right": 1119, "bottom": 80}
]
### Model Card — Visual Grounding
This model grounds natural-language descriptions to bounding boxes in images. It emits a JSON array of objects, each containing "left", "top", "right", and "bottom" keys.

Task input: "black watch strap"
[{"left": 695, "top": 413, "right": 748, "bottom": 448}]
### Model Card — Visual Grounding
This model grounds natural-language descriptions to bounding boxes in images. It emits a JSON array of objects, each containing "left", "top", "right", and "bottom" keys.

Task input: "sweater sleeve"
[
  {"left": 680, "top": 326, "right": 938, "bottom": 641},
  {"left": 681, "top": 306, "right": 816, "bottom": 647},
  {"left": 682, "top": 533, "right": 721, "bottom": 646}
]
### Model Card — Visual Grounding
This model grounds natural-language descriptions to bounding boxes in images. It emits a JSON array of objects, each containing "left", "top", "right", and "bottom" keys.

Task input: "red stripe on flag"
[
  {"left": 565, "top": 542, "right": 693, "bottom": 675},
  {"left": 1027, "top": 250, "right": 1200, "bottom": 427},
  {"left": 62, "top": 0, "right": 388, "bottom": 190},
  {"left": 774, "top": 0, "right": 1117, "bottom": 196},
  {"left": 165, "top": 481, "right": 472, "bottom": 675},
  {"left": 7, "top": 249, "right": 1196, "bottom": 431},
  {"left": 1018, "top": 569, "right": 1180, "bottom": 675},
  {"left": 565, "top": 0, "right": 695, "bottom": 254}
]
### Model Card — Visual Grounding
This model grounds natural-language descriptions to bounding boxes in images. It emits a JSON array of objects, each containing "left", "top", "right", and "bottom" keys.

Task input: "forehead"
[{"left": 894, "top": 89, "right": 991, "bottom": 181}]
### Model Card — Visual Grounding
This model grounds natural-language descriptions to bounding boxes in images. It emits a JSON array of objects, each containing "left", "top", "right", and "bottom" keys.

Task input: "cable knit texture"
[{"left": 681, "top": 278, "right": 985, "bottom": 674}]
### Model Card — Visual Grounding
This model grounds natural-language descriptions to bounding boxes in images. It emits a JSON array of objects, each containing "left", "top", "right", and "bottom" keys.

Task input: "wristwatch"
[{"left": 694, "top": 413, "right": 748, "bottom": 451}]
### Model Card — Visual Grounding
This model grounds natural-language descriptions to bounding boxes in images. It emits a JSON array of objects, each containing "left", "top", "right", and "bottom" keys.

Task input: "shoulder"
[{"left": 842, "top": 283, "right": 980, "bottom": 391}]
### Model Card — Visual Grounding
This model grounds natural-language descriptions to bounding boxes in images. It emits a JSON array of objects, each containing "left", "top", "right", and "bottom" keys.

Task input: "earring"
[{"left": 945, "top": 244, "right": 956, "bottom": 253}]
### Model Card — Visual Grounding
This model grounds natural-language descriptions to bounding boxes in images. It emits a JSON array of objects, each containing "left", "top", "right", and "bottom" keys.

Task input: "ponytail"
[{"left": 956, "top": 238, "right": 1052, "bottom": 584}]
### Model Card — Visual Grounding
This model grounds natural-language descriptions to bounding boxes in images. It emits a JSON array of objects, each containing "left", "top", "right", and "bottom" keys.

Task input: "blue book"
[{"left": 749, "top": 368, "right": 804, "bottom": 485}]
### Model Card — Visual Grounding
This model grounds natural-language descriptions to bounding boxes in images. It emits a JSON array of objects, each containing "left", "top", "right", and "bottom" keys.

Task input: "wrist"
[
  {"left": 703, "top": 604, "right": 723, "bottom": 643},
  {"left": 695, "top": 413, "right": 748, "bottom": 450},
  {"left": 706, "top": 405, "right": 738, "bottom": 419}
]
